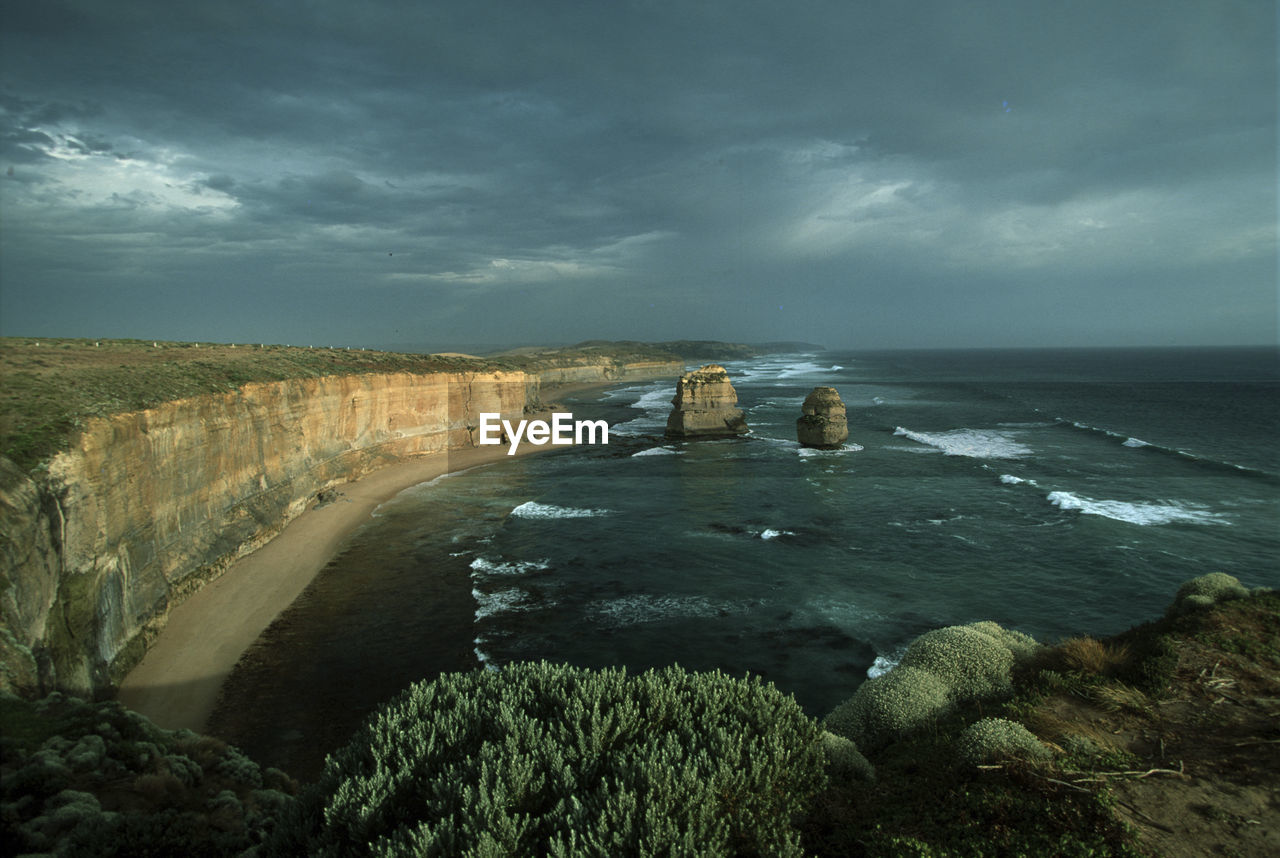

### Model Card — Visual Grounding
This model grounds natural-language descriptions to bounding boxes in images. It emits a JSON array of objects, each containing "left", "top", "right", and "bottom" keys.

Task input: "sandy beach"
[{"left": 117, "top": 387, "right": 614, "bottom": 732}]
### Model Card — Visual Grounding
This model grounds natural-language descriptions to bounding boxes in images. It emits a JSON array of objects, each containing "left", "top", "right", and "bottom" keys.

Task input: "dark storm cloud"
[{"left": 0, "top": 0, "right": 1274, "bottom": 348}]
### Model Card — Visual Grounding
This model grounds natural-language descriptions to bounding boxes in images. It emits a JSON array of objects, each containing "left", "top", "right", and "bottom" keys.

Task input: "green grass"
[
  {"left": 0, "top": 338, "right": 514, "bottom": 471},
  {"left": 0, "top": 337, "right": 690, "bottom": 472}
]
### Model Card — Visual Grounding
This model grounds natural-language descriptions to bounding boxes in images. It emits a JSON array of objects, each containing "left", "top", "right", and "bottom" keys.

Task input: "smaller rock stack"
[
  {"left": 796, "top": 386, "right": 849, "bottom": 449},
  {"left": 665, "top": 364, "right": 749, "bottom": 439}
]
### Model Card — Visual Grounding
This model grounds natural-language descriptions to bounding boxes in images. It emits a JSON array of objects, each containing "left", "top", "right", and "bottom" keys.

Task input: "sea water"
[{"left": 209, "top": 347, "right": 1279, "bottom": 778}]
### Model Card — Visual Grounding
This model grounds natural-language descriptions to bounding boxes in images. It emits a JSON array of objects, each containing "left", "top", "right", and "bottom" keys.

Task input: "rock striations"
[
  {"left": 665, "top": 365, "right": 749, "bottom": 439},
  {"left": 796, "top": 386, "right": 849, "bottom": 449}
]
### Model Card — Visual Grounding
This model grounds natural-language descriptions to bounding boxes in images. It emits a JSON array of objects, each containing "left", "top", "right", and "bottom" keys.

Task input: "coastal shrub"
[
  {"left": 898, "top": 625, "right": 1016, "bottom": 701},
  {"left": 964, "top": 621, "right": 1041, "bottom": 661},
  {"left": 821, "top": 666, "right": 951, "bottom": 752},
  {"left": 822, "top": 622, "right": 1037, "bottom": 756},
  {"left": 955, "top": 718, "right": 1050, "bottom": 767},
  {"left": 1, "top": 692, "right": 297, "bottom": 857},
  {"left": 161, "top": 753, "right": 203, "bottom": 787},
  {"left": 269, "top": 661, "right": 826, "bottom": 857},
  {"left": 819, "top": 731, "right": 875, "bottom": 784},
  {"left": 1168, "top": 572, "right": 1249, "bottom": 615}
]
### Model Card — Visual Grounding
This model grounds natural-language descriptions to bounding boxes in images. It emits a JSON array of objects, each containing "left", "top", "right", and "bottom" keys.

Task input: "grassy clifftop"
[
  {"left": 0, "top": 338, "right": 509, "bottom": 472},
  {"left": 0, "top": 337, "right": 800, "bottom": 471}
]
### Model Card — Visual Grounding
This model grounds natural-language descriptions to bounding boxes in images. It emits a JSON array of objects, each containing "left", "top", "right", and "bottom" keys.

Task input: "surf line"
[{"left": 478, "top": 412, "right": 610, "bottom": 455}]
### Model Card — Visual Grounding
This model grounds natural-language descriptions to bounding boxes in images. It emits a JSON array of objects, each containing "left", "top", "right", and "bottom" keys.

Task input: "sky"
[{"left": 1, "top": 0, "right": 1275, "bottom": 351}]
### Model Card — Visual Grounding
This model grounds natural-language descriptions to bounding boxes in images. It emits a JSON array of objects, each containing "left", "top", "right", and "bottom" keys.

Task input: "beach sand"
[{"left": 117, "top": 385, "right": 618, "bottom": 732}]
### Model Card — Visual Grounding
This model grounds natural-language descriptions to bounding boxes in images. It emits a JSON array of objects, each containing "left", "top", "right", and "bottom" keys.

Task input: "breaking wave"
[
  {"left": 1046, "top": 491, "right": 1229, "bottom": 526},
  {"left": 469, "top": 556, "right": 551, "bottom": 576},
  {"left": 893, "top": 427, "right": 1032, "bottom": 459},
  {"left": 510, "top": 501, "right": 611, "bottom": 519}
]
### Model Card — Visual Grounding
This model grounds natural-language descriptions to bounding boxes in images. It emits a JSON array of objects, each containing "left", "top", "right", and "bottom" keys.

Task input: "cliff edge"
[{"left": 0, "top": 339, "right": 681, "bottom": 701}]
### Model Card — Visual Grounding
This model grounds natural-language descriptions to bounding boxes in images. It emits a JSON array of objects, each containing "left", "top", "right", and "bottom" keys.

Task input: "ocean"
[{"left": 208, "top": 346, "right": 1279, "bottom": 779}]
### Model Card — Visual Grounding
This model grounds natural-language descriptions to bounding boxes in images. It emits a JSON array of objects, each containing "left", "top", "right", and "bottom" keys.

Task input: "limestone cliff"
[
  {"left": 796, "top": 387, "right": 850, "bottom": 449},
  {"left": 665, "top": 365, "right": 749, "bottom": 439},
  {"left": 535, "top": 359, "right": 683, "bottom": 386},
  {"left": 0, "top": 353, "right": 679, "bottom": 701}
]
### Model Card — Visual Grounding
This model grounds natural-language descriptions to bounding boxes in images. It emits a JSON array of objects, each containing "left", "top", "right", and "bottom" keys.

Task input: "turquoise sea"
[{"left": 209, "top": 347, "right": 1280, "bottom": 779}]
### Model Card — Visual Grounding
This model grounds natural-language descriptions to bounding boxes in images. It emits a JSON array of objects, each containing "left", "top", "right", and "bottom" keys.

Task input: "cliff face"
[
  {"left": 0, "top": 357, "right": 680, "bottom": 698},
  {"left": 528, "top": 358, "right": 683, "bottom": 387},
  {"left": 1, "top": 370, "right": 535, "bottom": 697}
]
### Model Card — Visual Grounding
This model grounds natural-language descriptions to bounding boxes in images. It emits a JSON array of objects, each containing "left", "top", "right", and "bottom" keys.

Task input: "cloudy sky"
[{"left": 1, "top": 1, "right": 1275, "bottom": 350}]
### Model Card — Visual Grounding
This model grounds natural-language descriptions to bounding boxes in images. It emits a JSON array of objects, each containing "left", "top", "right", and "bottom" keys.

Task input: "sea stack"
[
  {"left": 796, "top": 386, "right": 849, "bottom": 449},
  {"left": 665, "top": 364, "right": 749, "bottom": 439}
]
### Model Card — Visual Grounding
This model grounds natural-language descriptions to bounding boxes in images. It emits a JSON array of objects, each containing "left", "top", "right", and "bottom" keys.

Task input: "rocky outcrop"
[
  {"left": 665, "top": 365, "right": 749, "bottom": 439},
  {"left": 796, "top": 386, "right": 849, "bottom": 449}
]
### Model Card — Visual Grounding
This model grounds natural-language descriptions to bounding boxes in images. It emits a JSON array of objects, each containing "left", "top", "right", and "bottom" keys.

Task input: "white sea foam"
[
  {"left": 591, "top": 594, "right": 739, "bottom": 627},
  {"left": 472, "top": 588, "right": 531, "bottom": 620},
  {"left": 893, "top": 427, "right": 1032, "bottom": 459},
  {"left": 999, "top": 474, "right": 1037, "bottom": 486},
  {"left": 1047, "top": 491, "right": 1229, "bottom": 526},
  {"left": 607, "top": 383, "right": 674, "bottom": 435},
  {"left": 867, "top": 655, "right": 900, "bottom": 679},
  {"left": 1122, "top": 437, "right": 1149, "bottom": 448},
  {"left": 510, "top": 501, "right": 611, "bottom": 519},
  {"left": 759, "top": 528, "right": 795, "bottom": 540},
  {"left": 469, "top": 556, "right": 551, "bottom": 576},
  {"left": 774, "top": 360, "right": 828, "bottom": 378},
  {"left": 798, "top": 443, "right": 864, "bottom": 457},
  {"left": 629, "top": 387, "right": 674, "bottom": 411},
  {"left": 632, "top": 446, "right": 681, "bottom": 457},
  {"left": 830, "top": 365, "right": 844, "bottom": 371}
]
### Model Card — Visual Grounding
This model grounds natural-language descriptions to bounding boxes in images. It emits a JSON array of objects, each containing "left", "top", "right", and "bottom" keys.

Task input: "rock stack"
[
  {"left": 665, "top": 364, "right": 749, "bottom": 439},
  {"left": 796, "top": 386, "right": 849, "bottom": 449}
]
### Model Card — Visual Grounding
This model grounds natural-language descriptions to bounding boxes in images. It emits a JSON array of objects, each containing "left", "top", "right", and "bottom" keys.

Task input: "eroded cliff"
[{"left": 0, "top": 353, "right": 678, "bottom": 700}]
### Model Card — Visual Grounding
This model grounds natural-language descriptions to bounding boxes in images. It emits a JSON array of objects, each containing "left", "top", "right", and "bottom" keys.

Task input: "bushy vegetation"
[
  {"left": 269, "top": 661, "right": 827, "bottom": 857},
  {"left": 823, "top": 623, "right": 1037, "bottom": 753},
  {"left": 1167, "top": 571, "right": 1251, "bottom": 615},
  {"left": 818, "top": 732, "right": 875, "bottom": 785},
  {"left": 822, "top": 666, "right": 951, "bottom": 753},
  {"left": 954, "top": 718, "right": 1050, "bottom": 767},
  {"left": 0, "top": 691, "right": 297, "bottom": 856},
  {"left": 898, "top": 626, "right": 1016, "bottom": 701}
]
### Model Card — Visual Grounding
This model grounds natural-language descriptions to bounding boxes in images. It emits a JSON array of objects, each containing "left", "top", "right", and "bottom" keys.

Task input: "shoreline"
[{"left": 117, "top": 382, "right": 623, "bottom": 732}]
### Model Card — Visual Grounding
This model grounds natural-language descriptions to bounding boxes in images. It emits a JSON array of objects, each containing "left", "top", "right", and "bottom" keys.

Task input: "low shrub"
[
  {"left": 898, "top": 625, "right": 1015, "bottom": 701},
  {"left": 1, "top": 692, "right": 297, "bottom": 856},
  {"left": 955, "top": 718, "right": 1050, "bottom": 767},
  {"left": 819, "top": 731, "right": 875, "bottom": 785},
  {"left": 965, "top": 621, "right": 1042, "bottom": 661},
  {"left": 824, "top": 622, "right": 1038, "bottom": 755},
  {"left": 1168, "top": 572, "right": 1249, "bottom": 616},
  {"left": 270, "top": 661, "right": 826, "bottom": 857},
  {"left": 822, "top": 666, "right": 951, "bottom": 752}
]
